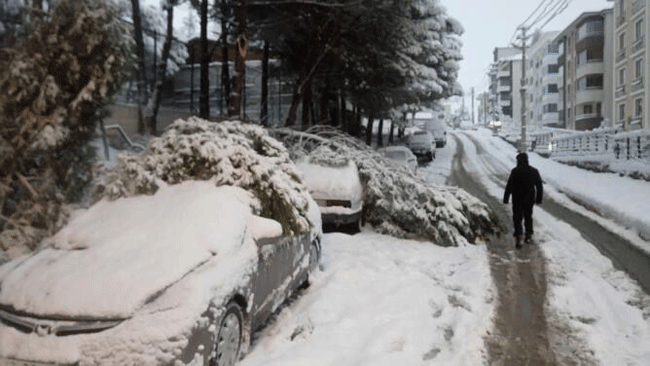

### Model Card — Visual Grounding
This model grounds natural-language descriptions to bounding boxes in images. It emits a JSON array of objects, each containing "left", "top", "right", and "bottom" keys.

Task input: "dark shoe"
[
  {"left": 515, "top": 235, "right": 523, "bottom": 249},
  {"left": 525, "top": 235, "right": 532, "bottom": 244}
]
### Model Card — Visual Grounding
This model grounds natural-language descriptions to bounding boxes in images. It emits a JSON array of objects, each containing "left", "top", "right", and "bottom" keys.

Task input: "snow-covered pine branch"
[
  {"left": 272, "top": 127, "right": 501, "bottom": 246},
  {"left": 94, "top": 117, "right": 314, "bottom": 236}
]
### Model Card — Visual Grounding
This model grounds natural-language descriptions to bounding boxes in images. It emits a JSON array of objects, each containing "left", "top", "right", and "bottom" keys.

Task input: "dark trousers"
[{"left": 512, "top": 202, "right": 534, "bottom": 238}]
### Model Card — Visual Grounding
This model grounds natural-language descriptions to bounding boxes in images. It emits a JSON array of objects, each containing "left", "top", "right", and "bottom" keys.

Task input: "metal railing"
[
  {"left": 634, "top": 0, "right": 646, "bottom": 14},
  {"left": 633, "top": 36, "right": 645, "bottom": 53},
  {"left": 632, "top": 77, "right": 645, "bottom": 92},
  {"left": 545, "top": 127, "right": 650, "bottom": 164},
  {"left": 616, "top": 48, "right": 627, "bottom": 63}
]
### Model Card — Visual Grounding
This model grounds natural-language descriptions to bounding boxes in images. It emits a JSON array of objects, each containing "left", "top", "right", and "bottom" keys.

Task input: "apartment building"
[
  {"left": 610, "top": 0, "right": 649, "bottom": 131},
  {"left": 525, "top": 31, "right": 562, "bottom": 129},
  {"left": 554, "top": 10, "right": 614, "bottom": 131},
  {"left": 489, "top": 47, "right": 523, "bottom": 125}
]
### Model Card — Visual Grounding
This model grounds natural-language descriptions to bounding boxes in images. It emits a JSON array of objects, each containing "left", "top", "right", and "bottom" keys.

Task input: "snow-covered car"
[
  {"left": 405, "top": 130, "right": 436, "bottom": 161},
  {"left": 377, "top": 145, "right": 418, "bottom": 173},
  {"left": 0, "top": 181, "right": 322, "bottom": 366},
  {"left": 296, "top": 159, "right": 364, "bottom": 229}
]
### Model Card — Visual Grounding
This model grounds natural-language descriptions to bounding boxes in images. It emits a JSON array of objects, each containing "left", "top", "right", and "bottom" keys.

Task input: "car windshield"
[{"left": 386, "top": 150, "right": 406, "bottom": 160}]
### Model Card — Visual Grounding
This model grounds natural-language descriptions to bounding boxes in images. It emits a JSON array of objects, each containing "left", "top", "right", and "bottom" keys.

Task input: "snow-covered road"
[{"left": 240, "top": 129, "right": 650, "bottom": 365}]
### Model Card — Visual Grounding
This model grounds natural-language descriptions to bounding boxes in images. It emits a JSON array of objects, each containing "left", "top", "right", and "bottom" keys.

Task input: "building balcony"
[
  {"left": 575, "top": 112, "right": 599, "bottom": 121},
  {"left": 497, "top": 69, "right": 510, "bottom": 78},
  {"left": 632, "top": 36, "right": 645, "bottom": 54},
  {"left": 497, "top": 84, "right": 511, "bottom": 92},
  {"left": 616, "top": 48, "right": 627, "bottom": 63},
  {"left": 499, "top": 98, "right": 512, "bottom": 107},
  {"left": 616, "top": 85, "right": 626, "bottom": 98},
  {"left": 632, "top": 77, "right": 645, "bottom": 92},
  {"left": 576, "top": 61, "right": 604, "bottom": 79},
  {"left": 542, "top": 112, "right": 559, "bottom": 124},
  {"left": 575, "top": 88, "right": 603, "bottom": 105},
  {"left": 557, "top": 53, "right": 566, "bottom": 65}
]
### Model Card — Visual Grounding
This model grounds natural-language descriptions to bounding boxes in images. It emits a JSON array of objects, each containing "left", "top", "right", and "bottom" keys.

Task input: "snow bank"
[{"left": 239, "top": 232, "right": 494, "bottom": 366}]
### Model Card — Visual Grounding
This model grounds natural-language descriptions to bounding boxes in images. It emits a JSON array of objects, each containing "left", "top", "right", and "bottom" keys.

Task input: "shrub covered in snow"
[
  {"left": 273, "top": 127, "right": 500, "bottom": 246},
  {"left": 0, "top": 0, "right": 133, "bottom": 262},
  {"left": 94, "top": 117, "right": 314, "bottom": 235}
]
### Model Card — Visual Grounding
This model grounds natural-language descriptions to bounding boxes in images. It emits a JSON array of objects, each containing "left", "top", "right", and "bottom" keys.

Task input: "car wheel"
[{"left": 212, "top": 302, "right": 243, "bottom": 366}]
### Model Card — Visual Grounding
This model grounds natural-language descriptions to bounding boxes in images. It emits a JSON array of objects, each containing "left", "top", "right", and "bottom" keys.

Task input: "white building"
[
  {"left": 525, "top": 31, "right": 562, "bottom": 129},
  {"left": 490, "top": 47, "right": 523, "bottom": 127},
  {"left": 609, "top": 0, "right": 649, "bottom": 131}
]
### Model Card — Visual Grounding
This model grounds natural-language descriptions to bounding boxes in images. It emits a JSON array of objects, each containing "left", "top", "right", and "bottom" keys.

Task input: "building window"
[
  {"left": 547, "top": 42, "right": 560, "bottom": 54},
  {"left": 547, "top": 84, "right": 559, "bottom": 94},
  {"left": 635, "top": 19, "right": 644, "bottom": 41},
  {"left": 619, "top": 103, "right": 626, "bottom": 120},
  {"left": 619, "top": 32, "right": 626, "bottom": 51},
  {"left": 635, "top": 58, "right": 644, "bottom": 79},
  {"left": 547, "top": 64, "right": 560, "bottom": 74},
  {"left": 544, "top": 103, "right": 558, "bottom": 113},
  {"left": 619, "top": 68, "right": 626, "bottom": 85},
  {"left": 584, "top": 105, "right": 593, "bottom": 115},
  {"left": 635, "top": 98, "right": 643, "bottom": 117},
  {"left": 577, "top": 75, "right": 604, "bottom": 90}
]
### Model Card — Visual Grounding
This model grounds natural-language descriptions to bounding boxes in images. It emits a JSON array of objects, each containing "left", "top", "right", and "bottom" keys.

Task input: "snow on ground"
[
  {"left": 240, "top": 127, "right": 650, "bottom": 365},
  {"left": 455, "top": 128, "right": 650, "bottom": 365},
  {"left": 240, "top": 232, "right": 493, "bottom": 366}
]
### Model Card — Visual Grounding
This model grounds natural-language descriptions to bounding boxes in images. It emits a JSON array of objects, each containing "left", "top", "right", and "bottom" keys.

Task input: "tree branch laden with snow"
[
  {"left": 273, "top": 127, "right": 501, "bottom": 246},
  {"left": 94, "top": 117, "right": 314, "bottom": 235}
]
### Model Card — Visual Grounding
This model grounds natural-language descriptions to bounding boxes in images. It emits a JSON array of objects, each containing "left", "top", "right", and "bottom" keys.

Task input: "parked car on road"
[
  {"left": 405, "top": 130, "right": 436, "bottom": 161},
  {"left": 296, "top": 159, "right": 364, "bottom": 230},
  {"left": 378, "top": 145, "right": 418, "bottom": 173},
  {"left": 424, "top": 118, "right": 448, "bottom": 148},
  {"left": 0, "top": 181, "right": 322, "bottom": 366}
]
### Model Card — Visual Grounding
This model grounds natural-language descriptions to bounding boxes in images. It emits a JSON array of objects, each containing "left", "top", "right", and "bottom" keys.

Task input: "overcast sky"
[{"left": 440, "top": 0, "right": 613, "bottom": 98}]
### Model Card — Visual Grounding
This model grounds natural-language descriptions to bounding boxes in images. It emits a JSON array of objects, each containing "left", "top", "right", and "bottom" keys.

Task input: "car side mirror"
[{"left": 247, "top": 215, "right": 283, "bottom": 246}]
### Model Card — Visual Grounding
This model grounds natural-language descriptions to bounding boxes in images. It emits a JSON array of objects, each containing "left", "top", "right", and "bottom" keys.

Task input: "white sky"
[{"left": 440, "top": 0, "right": 613, "bottom": 106}]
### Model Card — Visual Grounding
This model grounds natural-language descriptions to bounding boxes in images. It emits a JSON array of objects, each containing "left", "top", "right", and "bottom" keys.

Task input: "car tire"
[{"left": 212, "top": 302, "right": 244, "bottom": 366}]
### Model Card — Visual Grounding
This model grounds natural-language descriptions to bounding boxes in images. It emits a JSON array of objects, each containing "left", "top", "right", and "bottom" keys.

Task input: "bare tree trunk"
[
  {"left": 301, "top": 79, "right": 312, "bottom": 128},
  {"left": 231, "top": 0, "right": 248, "bottom": 119},
  {"left": 130, "top": 0, "right": 148, "bottom": 134},
  {"left": 377, "top": 118, "right": 384, "bottom": 147},
  {"left": 320, "top": 81, "right": 329, "bottom": 126},
  {"left": 220, "top": 0, "right": 231, "bottom": 117},
  {"left": 284, "top": 47, "right": 329, "bottom": 127},
  {"left": 388, "top": 120, "right": 395, "bottom": 144},
  {"left": 199, "top": 0, "right": 210, "bottom": 119},
  {"left": 260, "top": 40, "right": 269, "bottom": 126},
  {"left": 144, "top": 0, "right": 175, "bottom": 136},
  {"left": 365, "top": 113, "right": 374, "bottom": 146}
]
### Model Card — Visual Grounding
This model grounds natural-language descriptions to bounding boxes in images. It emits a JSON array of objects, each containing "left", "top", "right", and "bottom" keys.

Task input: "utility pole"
[
  {"left": 513, "top": 26, "right": 530, "bottom": 152},
  {"left": 471, "top": 87, "right": 475, "bottom": 125}
]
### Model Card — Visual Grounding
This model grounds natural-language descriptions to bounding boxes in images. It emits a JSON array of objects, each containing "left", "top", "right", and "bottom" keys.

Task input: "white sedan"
[{"left": 0, "top": 181, "right": 322, "bottom": 366}]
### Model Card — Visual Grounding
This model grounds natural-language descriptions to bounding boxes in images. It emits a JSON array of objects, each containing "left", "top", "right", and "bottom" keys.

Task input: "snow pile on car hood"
[
  {"left": 0, "top": 181, "right": 254, "bottom": 318},
  {"left": 295, "top": 159, "right": 363, "bottom": 203},
  {"left": 94, "top": 117, "right": 315, "bottom": 235}
]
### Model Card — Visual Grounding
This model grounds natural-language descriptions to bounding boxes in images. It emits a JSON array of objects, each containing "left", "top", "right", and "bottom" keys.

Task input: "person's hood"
[{"left": 516, "top": 153, "right": 529, "bottom": 167}]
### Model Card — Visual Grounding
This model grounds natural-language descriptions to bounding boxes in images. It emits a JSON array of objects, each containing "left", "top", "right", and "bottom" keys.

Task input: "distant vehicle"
[
  {"left": 424, "top": 118, "right": 448, "bottom": 148},
  {"left": 296, "top": 159, "right": 364, "bottom": 230},
  {"left": 405, "top": 130, "right": 435, "bottom": 161},
  {"left": 459, "top": 120, "right": 477, "bottom": 130},
  {"left": 0, "top": 181, "right": 322, "bottom": 366},
  {"left": 378, "top": 145, "right": 418, "bottom": 173}
]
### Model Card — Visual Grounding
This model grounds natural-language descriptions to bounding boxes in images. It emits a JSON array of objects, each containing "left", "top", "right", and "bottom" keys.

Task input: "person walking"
[{"left": 503, "top": 152, "right": 543, "bottom": 248}]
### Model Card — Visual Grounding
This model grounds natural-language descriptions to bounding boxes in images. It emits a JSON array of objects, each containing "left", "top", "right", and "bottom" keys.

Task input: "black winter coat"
[{"left": 503, "top": 154, "right": 543, "bottom": 206}]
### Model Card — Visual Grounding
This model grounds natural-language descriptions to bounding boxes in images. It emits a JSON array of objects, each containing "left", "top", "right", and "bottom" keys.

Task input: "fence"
[{"left": 534, "top": 127, "right": 650, "bottom": 164}]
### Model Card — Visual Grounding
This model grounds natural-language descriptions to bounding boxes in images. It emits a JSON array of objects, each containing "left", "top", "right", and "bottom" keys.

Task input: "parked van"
[{"left": 424, "top": 119, "right": 448, "bottom": 148}]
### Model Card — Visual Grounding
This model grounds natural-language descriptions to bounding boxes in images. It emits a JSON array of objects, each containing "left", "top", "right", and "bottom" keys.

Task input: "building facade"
[
  {"left": 525, "top": 31, "right": 562, "bottom": 129},
  {"left": 555, "top": 10, "right": 614, "bottom": 131},
  {"left": 610, "top": 0, "right": 649, "bottom": 131},
  {"left": 490, "top": 47, "right": 523, "bottom": 125}
]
